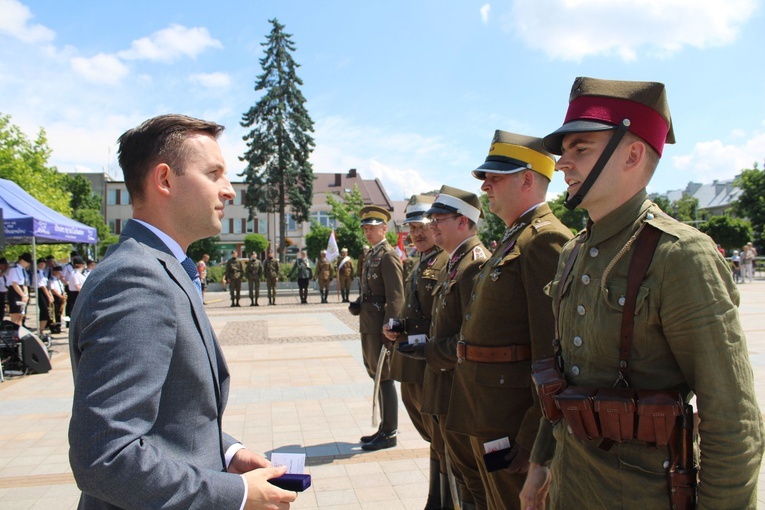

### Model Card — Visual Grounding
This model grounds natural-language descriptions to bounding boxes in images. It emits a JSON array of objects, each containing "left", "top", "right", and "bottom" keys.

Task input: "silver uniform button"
[
  {"left": 589, "top": 247, "right": 599, "bottom": 257},
  {"left": 581, "top": 274, "right": 591, "bottom": 285},
  {"left": 465, "top": 313, "right": 471, "bottom": 320},
  {"left": 663, "top": 460, "right": 670, "bottom": 469},
  {"left": 577, "top": 305, "right": 586, "bottom": 316},
  {"left": 573, "top": 336, "right": 583, "bottom": 347},
  {"left": 571, "top": 365, "right": 580, "bottom": 376},
  {"left": 618, "top": 296, "right": 626, "bottom": 306},
  {"left": 473, "top": 293, "right": 477, "bottom": 300}
]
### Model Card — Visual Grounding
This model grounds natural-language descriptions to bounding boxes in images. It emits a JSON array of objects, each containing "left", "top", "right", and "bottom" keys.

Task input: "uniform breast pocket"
[
  {"left": 603, "top": 281, "right": 651, "bottom": 359},
  {"left": 546, "top": 271, "right": 574, "bottom": 301},
  {"left": 474, "top": 361, "right": 532, "bottom": 388}
]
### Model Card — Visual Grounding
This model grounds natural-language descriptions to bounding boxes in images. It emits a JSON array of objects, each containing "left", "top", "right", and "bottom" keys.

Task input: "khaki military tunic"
[
  {"left": 336, "top": 257, "right": 354, "bottom": 290},
  {"left": 246, "top": 258, "right": 262, "bottom": 301},
  {"left": 530, "top": 191, "right": 764, "bottom": 509},
  {"left": 316, "top": 258, "right": 334, "bottom": 290},
  {"left": 448, "top": 204, "right": 572, "bottom": 510},
  {"left": 264, "top": 258, "right": 280, "bottom": 301},
  {"left": 225, "top": 257, "right": 244, "bottom": 300},
  {"left": 389, "top": 247, "right": 447, "bottom": 454},
  {"left": 423, "top": 235, "right": 490, "bottom": 507},
  {"left": 358, "top": 240, "right": 404, "bottom": 380}
]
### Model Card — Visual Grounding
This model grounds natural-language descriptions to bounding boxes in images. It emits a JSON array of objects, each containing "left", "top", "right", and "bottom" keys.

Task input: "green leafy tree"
[
  {"left": 0, "top": 114, "right": 72, "bottom": 260},
  {"left": 240, "top": 19, "right": 315, "bottom": 262},
  {"left": 243, "top": 233, "right": 269, "bottom": 257},
  {"left": 733, "top": 163, "right": 765, "bottom": 246},
  {"left": 325, "top": 185, "right": 366, "bottom": 257},
  {"left": 699, "top": 215, "right": 752, "bottom": 252},
  {"left": 548, "top": 193, "right": 588, "bottom": 234},
  {"left": 653, "top": 196, "right": 672, "bottom": 215},
  {"left": 187, "top": 236, "right": 222, "bottom": 263},
  {"left": 62, "top": 173, "right": 109, "bottom": 254},
  {"left": 478, "top": 193, "right": 505, "bottom": 247},
  {"left": 674, "top": 194, "right": 699, "bottom": 225},
  {"left": 304, "top": 222, "right": 332, "bottom": 261}
]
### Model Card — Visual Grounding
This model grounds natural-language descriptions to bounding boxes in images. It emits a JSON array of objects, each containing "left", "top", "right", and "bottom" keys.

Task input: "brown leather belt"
[{"left": 457, "top": 341, "right": 532, "bottom": 363}]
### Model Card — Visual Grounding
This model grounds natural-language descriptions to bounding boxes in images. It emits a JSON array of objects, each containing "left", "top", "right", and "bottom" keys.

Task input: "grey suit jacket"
[{"left": 69, "top": 220, "right": 244, "bottom": 509}]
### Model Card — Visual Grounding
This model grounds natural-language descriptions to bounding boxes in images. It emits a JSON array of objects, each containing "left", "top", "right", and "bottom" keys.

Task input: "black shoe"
[
  {"left": 360, "top": 430, "right": 382, "bottom": 443},
  {"left": 254, "top": 302, "right": 259, "bottom": 306},
  {"left": 230, "top": 303, "right": 236, "bottom": 307},
  {"left": 361, "top": 431, "right": 397, "bottom": 451}
]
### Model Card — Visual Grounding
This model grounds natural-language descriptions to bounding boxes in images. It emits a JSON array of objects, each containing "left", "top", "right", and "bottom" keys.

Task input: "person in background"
[
  {"left": 288, "top": 249, "right": 313, "bottom": 304},
  {"left": 197, "top": 254, "right": 209, "bottom": 303},
  {"left": 315, "top": 250, "right": 334, "bottom": 303},
  {"left": 49, "top": 266, "right": 67, "bottom": 328},
  {"left": 246, "top": 252, "right": 263, "bottom": 306},
  {"left": 65, "top": 256, "right": 87, "bottom": 317},
  {"left": 36, "top": 258, "right": 54, "bottom": 334},
  {"left": 225, "top": 251, "right": 244, "bottom": 307},
  {"left": 336, "top": 248, "right": 354, "bottom": 303},
  {"left": 7, "top": 253, "right": 32, "bottom": 326},
  {"left": 264, "top": 249, "right": 280, "bottom": 305},
  {"left": 0, "top": 258, "right": 9, "bottom": 323}
]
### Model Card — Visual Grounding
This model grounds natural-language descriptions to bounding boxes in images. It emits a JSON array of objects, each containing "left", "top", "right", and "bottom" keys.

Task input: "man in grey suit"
[{"left": 68, "top": 114, "right": 297, "bottom": 509}]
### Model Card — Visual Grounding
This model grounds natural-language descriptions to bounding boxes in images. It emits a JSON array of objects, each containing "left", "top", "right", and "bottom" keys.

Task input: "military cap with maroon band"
[{"left": 542, "top": 77, "right": 675, "bottom": 156}]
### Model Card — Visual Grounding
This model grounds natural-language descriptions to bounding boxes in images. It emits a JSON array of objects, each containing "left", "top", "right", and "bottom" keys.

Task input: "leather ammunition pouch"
[
  {"left": 531, "top": 357, "right": 567, "bottom": 421},
  {"left": 594, "top": 388, "right": 636, "bottom": 442},
  {"left": 555, "top": 386, "right": 600, "bottom": 440},
  {"left": 635, "top": 390, "right": 683, "bottom": 446}
]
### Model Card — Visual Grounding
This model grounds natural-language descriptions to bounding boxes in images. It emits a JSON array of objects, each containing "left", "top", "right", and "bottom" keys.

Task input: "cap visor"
[
  {"left": 542, "top": 120, "right": 616, "bottom": 154},
  {"left": 360, "top": 218, "right": 385, "bottom": 226},
  {"left": 403, "top": 215, "right": 428, "bottom": 224},
  {"left": 425, "top": 205, "right": 454, "bottom": 217}
]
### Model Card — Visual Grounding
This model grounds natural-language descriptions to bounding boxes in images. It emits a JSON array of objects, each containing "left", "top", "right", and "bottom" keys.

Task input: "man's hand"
[
  {"left": 520, "top": 462, "right": 551, "bottom": 510},
  {"left": 229, "top": 449, "right": 271, "bottom": 474},
  {"left": 242, "top": 465, "right": 297, "bottom": 510},
  {"left": 382, "top": 324, "right": 399, "bottom": 343},
  {"left": 397, "top": 342, "right": 426, "bottom": 360},
  {"left": 504, "top": 444, "right": 530, "bottom": 474}
]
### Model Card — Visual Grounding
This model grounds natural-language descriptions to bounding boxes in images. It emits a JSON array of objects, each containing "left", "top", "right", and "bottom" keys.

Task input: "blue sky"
[{"left": 1, "top": 0, "right": 764, "bottom": 202}]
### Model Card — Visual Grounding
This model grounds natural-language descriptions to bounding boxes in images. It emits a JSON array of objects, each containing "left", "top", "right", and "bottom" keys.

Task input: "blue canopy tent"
[{"left": 0, "top": 178, "right": 97, "bottom": 334}]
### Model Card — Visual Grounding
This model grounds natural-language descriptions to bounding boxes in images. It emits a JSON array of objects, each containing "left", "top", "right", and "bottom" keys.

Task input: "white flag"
[{"left": 326, "top": 230, "right": 340, "bottom": 262}]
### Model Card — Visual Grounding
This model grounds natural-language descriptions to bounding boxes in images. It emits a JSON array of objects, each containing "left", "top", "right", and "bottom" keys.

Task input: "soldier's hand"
[
  {"left": 397, "top": 342, "right": 426, "bottom": 360},
  {"left": 520, "top": 462, "right": 551, "bottom": 510},
  {"left": 504, "top": 443, "right": 530, "bottom": 474},
  {"left": 382, "top": 325, "right": 399, "bottom": 342}
]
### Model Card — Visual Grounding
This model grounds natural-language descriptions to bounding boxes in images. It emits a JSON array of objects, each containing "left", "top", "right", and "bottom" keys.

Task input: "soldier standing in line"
[
  {"left": 224, "top": 250, "right": 244, "bottom": 307},
  {"left": 521, "top": 77, "right": 764, "bottom": 509},
  {"left": 245, "top": 252, "right": 262, "bottom": 306},
  {"left": 352, "top": 205, "right": 405, "bottom": 451},
  {"left": 315, "top": 250, "right": 334, "bottom": 303},
  {"left": 446, "top": 131, "right": 572, "bottom": 510},
  {"left": 264, "top": 249, "right": 280, "bottom": 306},
  {"left": 399, "top": 186, "right": 490, "bottom": 510},
  {"left": 336, "top": 248, "right": 355, "bottom": 303},
  {"left": 384, "top": 195, "right": 450, "bottom": 509}
]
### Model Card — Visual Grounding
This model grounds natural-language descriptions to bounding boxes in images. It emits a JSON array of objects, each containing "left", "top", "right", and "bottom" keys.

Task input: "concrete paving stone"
[
  {"left": 314, "top": 488, "right": 359, "bottom": 506},
  {"left": 354, "top": 484, "right": 399, "bottom": 502}
]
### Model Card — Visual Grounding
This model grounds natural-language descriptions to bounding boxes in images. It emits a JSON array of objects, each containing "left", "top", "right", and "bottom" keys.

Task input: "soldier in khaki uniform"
[
  {"left": 353, "top": 205, "right": 405, "bottom": 451},
  {"left": 384, "top": 195, "right": 450, "bottom": 509},
  {"left": 245, "top": 252, "right": 262, "bottom": 306},
  {"left": 336, "top": 248, "right": 354, "bottom": 303},
  {"left": 399, "top": 186, "right": 490, "bottom": 510},
  {"left": 224, "top": 251, "right": 244, "bottom": 307},
  {"left": 315, "top": 250, "right": 334, "bottom": 303},
  {"left": 446, "top": 131, "right": 572, "bottom": 510},
  {"left": 522, "top": 78, "right": 765, "bottom": 509},
  {"left": 263, "top": 249, "right": 280, "bottom": 305}
]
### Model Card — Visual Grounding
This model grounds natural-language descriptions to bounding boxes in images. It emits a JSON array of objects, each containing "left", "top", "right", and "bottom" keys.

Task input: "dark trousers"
[
  {"left": 228, "top": 278, "right": 242, "bottom": 303},
  {"left": 0, "top": 292, "right": 5, "bottom": 322},
  {"left": 248, "top": 279, "right": 260, "bottom": 303},
  {"left": 297, "top": 278, "right": 309, "bottom": 303}
]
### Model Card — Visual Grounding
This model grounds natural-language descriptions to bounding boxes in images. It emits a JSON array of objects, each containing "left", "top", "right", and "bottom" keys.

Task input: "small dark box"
[
  {"left": 269, "top": 473, "right": 312, "bottom": 492},
  {"left": 483, "top": 448, "right": 511, "bottom": 472}
]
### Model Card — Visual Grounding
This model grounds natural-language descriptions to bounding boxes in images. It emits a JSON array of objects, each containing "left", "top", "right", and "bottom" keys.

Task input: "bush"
[{"left": 206, "top": 265, "right": 224, "bottom": 283}]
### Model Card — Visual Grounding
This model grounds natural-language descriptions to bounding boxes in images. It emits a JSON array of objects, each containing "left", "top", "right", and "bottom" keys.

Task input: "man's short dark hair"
[{"left": 117, "top": 114, "right": 225, "bottom": 202}]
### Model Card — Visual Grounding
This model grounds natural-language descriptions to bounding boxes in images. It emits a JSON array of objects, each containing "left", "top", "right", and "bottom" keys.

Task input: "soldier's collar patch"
[{"left": 472, "top": 246, "right": 486, "bottom": 260}]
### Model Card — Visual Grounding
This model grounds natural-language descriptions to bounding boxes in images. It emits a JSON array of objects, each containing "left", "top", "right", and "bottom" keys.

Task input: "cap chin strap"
[{"left": 564, "top": 119, "right": 631, "bottom": 211}]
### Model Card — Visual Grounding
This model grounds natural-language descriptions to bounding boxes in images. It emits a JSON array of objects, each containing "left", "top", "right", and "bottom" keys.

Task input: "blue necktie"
[{"left": 181, "top": 257, "right": 203, "bottom": 299}]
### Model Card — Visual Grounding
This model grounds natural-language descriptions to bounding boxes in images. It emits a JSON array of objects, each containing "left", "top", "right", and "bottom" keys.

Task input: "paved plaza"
[{"left": 1, "top": 279, "right": 765, "bottom": 509}]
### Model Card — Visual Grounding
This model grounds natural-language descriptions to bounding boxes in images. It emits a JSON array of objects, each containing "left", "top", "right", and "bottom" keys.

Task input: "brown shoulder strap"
[{"left": 618, "top": 224, "right": 662, "bottom": 386}]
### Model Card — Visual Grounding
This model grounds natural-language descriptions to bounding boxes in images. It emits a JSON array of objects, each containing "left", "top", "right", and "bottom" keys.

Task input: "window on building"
[
  {"left": 246, "top": 219, "right": 254, "bottom": 233},
  {"left": 221, "top": 219, "right": 231, "bottom": 234},
  {"left": 233, "top": 218, "right": 243, "bottom": 234},
  {"left": 107, "top": 189, "right": 119, "bottom": 205},
  {"left": 286, "top": 214, "right": 300, "bottom": 231},
  {"left": 311, "top": 211, "right": 336, "bottom": 228},
  {"left": 258, "top": 219, "right": 267, "bottom": 234},
  {"left": 108, "top": 219, "right": 122, "bottom": 234},
  {"left": 239, "top": 190, "right": 246, "bottom": 206}
]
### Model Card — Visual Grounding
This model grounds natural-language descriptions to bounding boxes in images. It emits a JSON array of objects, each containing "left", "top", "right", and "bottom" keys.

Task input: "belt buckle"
[{"left": 457, "top": 340, "right": 466, "bottom": 364}]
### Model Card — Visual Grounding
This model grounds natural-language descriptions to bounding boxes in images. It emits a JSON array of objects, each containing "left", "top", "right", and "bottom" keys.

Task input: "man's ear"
[
  {"left": 624, "top": 141, "right": 646, "bottom": 170},
  {"left": 151, "top": 163, "right": 172, "bottom": 197}
]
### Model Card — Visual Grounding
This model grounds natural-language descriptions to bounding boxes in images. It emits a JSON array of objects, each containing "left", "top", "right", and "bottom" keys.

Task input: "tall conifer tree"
[{"left": 240, "top": 19, "right": 315, "bottom": 261}]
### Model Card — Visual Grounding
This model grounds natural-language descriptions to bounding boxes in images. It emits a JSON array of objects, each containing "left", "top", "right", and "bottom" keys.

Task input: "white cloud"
[
  {"left": 70, "top": 53, "right": 130, "bottom": 85},
  {"left": 0, "top": 0, "right": 55, "bottom": 44},
  {"left": 118, "top": 24, "right": 222, "bottom": 63},
  {"left": 507, "top": 0, "right": 758, "bottom": 61},
  {"left": 481, "top": 4, "right": 492, "bottom": 24},
  {"left": 190, "top": 72, "right": 231, "bottom": 89},
  {"left": 672, "top": 131, "right": 765, "bottom": 183}
]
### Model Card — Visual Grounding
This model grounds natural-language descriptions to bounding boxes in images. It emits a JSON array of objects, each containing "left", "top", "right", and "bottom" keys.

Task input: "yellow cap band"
[
  {"left": 488, "top": 143, "right": 555, "bottom": 180},
  {"left": 362, "top": 211, "right": 388, "bottom": 221}
]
